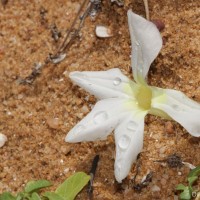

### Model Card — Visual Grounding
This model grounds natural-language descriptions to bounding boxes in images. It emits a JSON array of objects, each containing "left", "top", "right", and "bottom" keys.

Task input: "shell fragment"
[
  {"left": 95, "top": 25, "right": 113, "bottom": 38},
  {"left": 0, "top": 133, "right": 7, "bottom": 148}
]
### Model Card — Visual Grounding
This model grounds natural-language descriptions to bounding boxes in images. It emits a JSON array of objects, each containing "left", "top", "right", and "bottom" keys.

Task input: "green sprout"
[
  {"left": 176, "top": 166, "right": 200, "bottom": 200},
  {"left": 0, "top": 172, "right": 90, "bottom": 200}
]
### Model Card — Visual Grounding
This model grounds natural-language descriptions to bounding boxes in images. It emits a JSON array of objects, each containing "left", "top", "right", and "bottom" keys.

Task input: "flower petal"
[
  {"left": 127, "top": 10, "right": 162, "bottom": 81},
  {"left": 114, "top": 111, "right": 147, "bottom": 182},
  {"left": 152, "top": 88, "right": 200, "bottom": 137},
  {"left": 65, "top": 98, "right": 135, "bottom": 143},
  {"left": 69, "top": 68, "right": 134, "bottom": 99}
]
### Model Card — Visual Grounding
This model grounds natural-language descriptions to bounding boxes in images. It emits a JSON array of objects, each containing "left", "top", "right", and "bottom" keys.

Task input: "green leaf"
[
  {"left": 176, "top": 184, "right": 187, "bottom": 191},
  {"left": 179, "top": 186, "right": 192, "bottom": 200},
  {"left": 188, "top": 176, "right": 198, "bottom": 186},
  {"left": 16, "top": 192, "right": 24, "bottom": 200},
  {"left": 43, "top": 192, "right": 64, "bottom": 200},
  {"left": 188, "top": 166, "right": 200, "bottom": 178},
  {"left": 24, "top": 180, "right": 52, "bottom": 193},
  {"left": 55, "top": 172, "right": 90, "bottom": 200},
  {"left": 31, "top": 192, "right": 42, "bottom": 200},
  {"left": 0, "top": 192, "right": 15, "bottom": 200}
]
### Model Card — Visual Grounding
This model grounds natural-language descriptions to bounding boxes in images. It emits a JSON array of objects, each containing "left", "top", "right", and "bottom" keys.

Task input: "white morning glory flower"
[{"left": 65, "top": 10, "right": 200, "bottom": 182}]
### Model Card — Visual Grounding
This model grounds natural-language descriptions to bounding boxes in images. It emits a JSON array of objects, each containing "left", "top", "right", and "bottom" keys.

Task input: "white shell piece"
[
  {"left": 141, "top": 170, "right": 151, "bottom": 183},
  {"left": 69, "top": 68, "right": 134, "bottom": 100},
  {"left": 0, "top": 133, "right": 7, "bottom": 148},
  {"left": 51, "top": 53, "right": 66, "bottom": 64},
  {"left": 95, "top": 25, "right": 113, "bottom": 38},
  {"left": 114, "top": 111, "right": 147, "bottom": 182},
  {"left": 152, "top": 88, "right": 200, "bottom": 137},
  {"left": 65, "top": 98, "right": 132, "bottom": 143},
  {"left": 127, "top": 10, "right": 162, "bottom": 81},
  {"left": 110, "top": 0, "right": 124, "bottom": 6},
  {"left": 182, "top": 162, "right": 196, "bottom": 170}
]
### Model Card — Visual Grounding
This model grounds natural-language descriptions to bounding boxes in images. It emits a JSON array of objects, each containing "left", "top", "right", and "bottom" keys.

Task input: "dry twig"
[
  {"left": 19, "top": 0, "right": 102, "bottom": 84},
  {"left": 154, "top": 154, "right": 183, "bottom": 168},
  {"left": 87, "top": 155, "right": 100, "bottom": 200},
  {"left": 143, "top": 0, "right": 149, "bottom": 20}
]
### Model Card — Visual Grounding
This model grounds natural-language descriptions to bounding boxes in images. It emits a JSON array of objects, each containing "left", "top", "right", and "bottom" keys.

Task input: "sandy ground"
[{"left": 0, "top": 0, "right": 200, "bottom": 199}]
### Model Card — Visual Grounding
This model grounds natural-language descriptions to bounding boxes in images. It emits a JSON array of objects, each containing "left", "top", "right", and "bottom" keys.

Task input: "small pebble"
[
  {"left": 0, "top": 133, "right": 7, "bottom": 148},
  {"left": 64, "top": 168, "right": 69, "bottom": 174},
  {"left": 60, "top": 159, "right": 64, "bottom": 164},
  {"left": 46, "top": 117, "right": 60, "bottom": 129},
  {"left": 165, "top": 121, "right": 174, "bottom": 134},
  {"left": 81, "top": 105, "right": 89, "bottom": 114},
  {"left": 159, "top": 146, "right": 166, "bottom": 154},
  {"left": 63, "top": 70, "right": 69, "bottom": 77},
  {"left": 151, "top": 185, "right": 161, "bottom": 192},
  {"left": 60, "top": 146, "right": 71, "bottom": 155},
  {"left": 95, "top": 25, "right": 113, "bottom": 38}
]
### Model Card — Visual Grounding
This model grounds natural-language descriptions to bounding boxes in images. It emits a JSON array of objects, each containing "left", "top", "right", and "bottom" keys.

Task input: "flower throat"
[{"left": 135, "top": 84, "right": 152, "bottom": 110}]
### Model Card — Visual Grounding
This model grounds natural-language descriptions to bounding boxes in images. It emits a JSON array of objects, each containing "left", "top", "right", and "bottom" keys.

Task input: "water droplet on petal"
[
  {"left": 127, "top": 121, "right": 138, "bottom": 131},
  {"left": 135, "top": 41, "right": 140, "bottom": 46},
  {"left": 73, "top": 125, "right": 85, "bottom": 134},
  {"left": 93, "top": 111, "right": 108, "bottom": 124},
  {"left": 172, "top": 104, "right": 182, "bottom": 111},
  {"left": 118, "top": 135, "right": 130, "bottom": 150},
  {"left": 113, "top": 77, "right": 121, "bottom": 86},
  {"left": 138, "top": 67, "right": 143, "bottom": 73}
]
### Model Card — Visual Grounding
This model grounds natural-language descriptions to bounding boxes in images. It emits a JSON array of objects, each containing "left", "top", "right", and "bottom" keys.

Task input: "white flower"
[{"left": 65, "top": 10, "right": 200, "bottom": 182}]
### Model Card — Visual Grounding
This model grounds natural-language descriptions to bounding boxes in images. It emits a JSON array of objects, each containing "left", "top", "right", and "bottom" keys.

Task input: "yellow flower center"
[
  {"left": 124, "top": 77, "right": 170, "bottom": 120},
  {"left": 136, "top": 84, "right": 152, "bottom": 110}
]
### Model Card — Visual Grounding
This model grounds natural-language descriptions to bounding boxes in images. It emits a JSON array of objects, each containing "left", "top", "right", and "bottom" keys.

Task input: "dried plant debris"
[
  {"left": 18, "top": 62, "right": 44, "bottom": 84},
  {"left": 111, "top": 0, "right": 124, "bottom": 6},
  {"left": 143, "top": 0, "right": 149, "bottom": 20},
  {"left": 48, "top": 53, "right": 67, "bottom": 64},
  {"left": 131, "top": 156, "right": 153, "bottom": 192},
  {"left": 18, "top": 0, "right": 150, "bottom": 85},
  {"left": 182, "top": 162, "right": 196, "bottom": 170},
  {"left": 166, "top": 154, "right": 184, "bottom": 168},
  {"left": 87, "top": 155, "right": 100, "bottom": 200},
  {"left": 155, "top": 154, "right": 196, "bottom": 170},
  {"left": 50, "top": 23, "right": 62, "bottom": 42},
  {"left": 88, "top": 0, "right": 102, "bottom": 19},
  {"left": 57, "top": 0, "right": 89, "bottom": 54},
  {"left": 40, "top": 6, "right": 48, "bottom": 26},
  {"left": 155, "top": 154, "right": 184, "bottom": 168},
  {"left": 133, "top": 171, "right": 153, "bottom": 192},
  {"left": 19, "top": 0, "right": 103, "bottom": 85}
]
